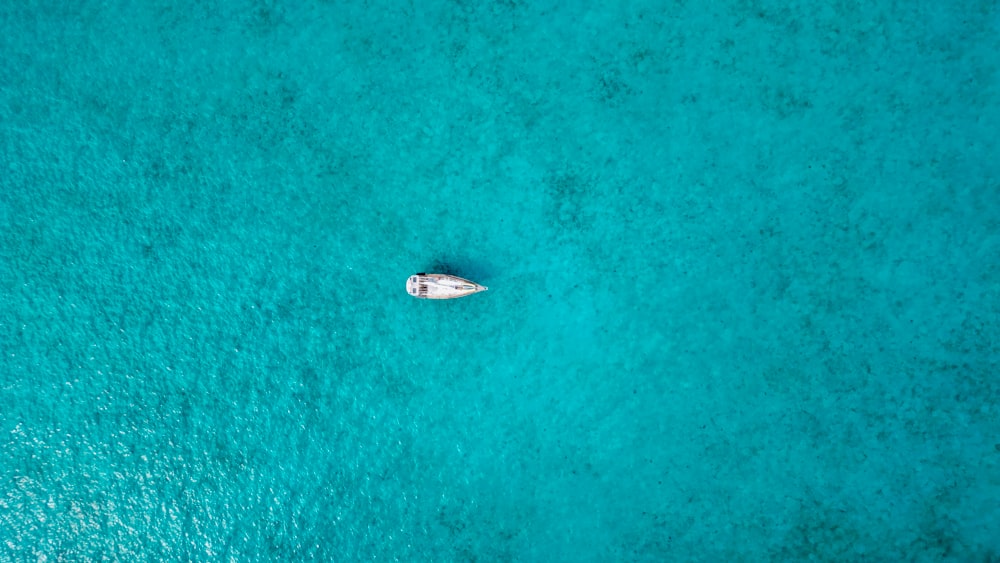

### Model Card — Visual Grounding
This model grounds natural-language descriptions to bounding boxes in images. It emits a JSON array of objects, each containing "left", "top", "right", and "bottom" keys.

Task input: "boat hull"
[{"left": 406, "top": 273, "right": 488, "bottom": 299}]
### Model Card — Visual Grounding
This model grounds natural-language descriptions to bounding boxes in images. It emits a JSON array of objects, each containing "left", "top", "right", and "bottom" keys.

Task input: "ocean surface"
[{"left": 1, "top": 0, "right": 998, "bottom": 560}]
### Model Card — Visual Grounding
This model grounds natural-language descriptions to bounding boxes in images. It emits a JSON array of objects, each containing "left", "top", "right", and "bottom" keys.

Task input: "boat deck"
[{"left": 406, "top": 273, "right": 488, "bottom": 299}]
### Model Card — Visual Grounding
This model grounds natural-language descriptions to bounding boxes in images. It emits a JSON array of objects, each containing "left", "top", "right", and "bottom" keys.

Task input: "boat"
[{"left": 406, "top": 273, "right": 488, "bottom": 299}]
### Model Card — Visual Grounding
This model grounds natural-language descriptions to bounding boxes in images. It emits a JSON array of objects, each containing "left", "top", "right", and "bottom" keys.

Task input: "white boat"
[{"left": 406, "top": 273, "right": 488, "bottom": 299}]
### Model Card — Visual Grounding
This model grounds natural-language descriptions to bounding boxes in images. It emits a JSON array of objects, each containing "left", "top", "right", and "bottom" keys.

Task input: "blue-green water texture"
[{"left": 2, "top": 1, "right": 999, "bottom": 560}]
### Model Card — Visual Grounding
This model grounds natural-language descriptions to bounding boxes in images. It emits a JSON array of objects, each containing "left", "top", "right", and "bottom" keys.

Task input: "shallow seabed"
[{"left": 1, "top": 1, "right": 998, "bottom": 560}]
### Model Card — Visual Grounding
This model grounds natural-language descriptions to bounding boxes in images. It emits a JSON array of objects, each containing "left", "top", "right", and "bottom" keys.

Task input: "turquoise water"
[{"left": 1, "top": 0, "right": 998, "bottom": 560}]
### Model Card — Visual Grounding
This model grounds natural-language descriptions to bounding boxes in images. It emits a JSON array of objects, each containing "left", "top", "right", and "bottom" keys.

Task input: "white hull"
[{"left": 406, "top": 273, "right": 488, "bottom": 299}]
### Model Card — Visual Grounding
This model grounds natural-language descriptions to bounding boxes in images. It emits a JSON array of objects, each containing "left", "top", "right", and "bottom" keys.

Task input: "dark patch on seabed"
[{"left": 426, "top": 256, "right": 497, "bottom": 283}]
